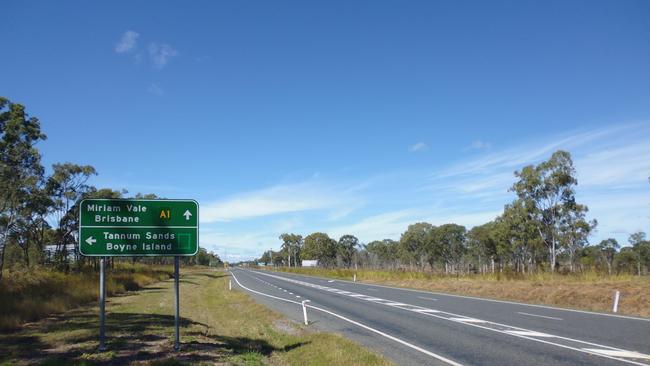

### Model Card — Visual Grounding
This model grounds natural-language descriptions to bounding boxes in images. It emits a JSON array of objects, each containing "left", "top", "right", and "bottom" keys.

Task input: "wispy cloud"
[
  {"left": 115, "top": 30, "right": 139, "bottom": 53},
  {"left": 148, "top": 43, "right": 178, "bottom": 69},
  {"left": 437, "top": 124, "right": 637, "bottom": 178},
  {"left": 464, "top": 140, "right": 492, "bottom": 151},
  {"left": 201, "top": 182, "right": 355, "bottom": 223},
  {"left": 200, "top": 122, "right": 650, "bottom": 260},
  {"left": 409, "top": 142, "right": 429, "bottom": 152},
  {"left": 428, "top": 122, "right": 650, "bottom": 243},
  {"left": 327, "top": 209, "right": 422, "bottom": 242},
  {"left": 147, "top": 83, "right": 164, "bottom": 96}
]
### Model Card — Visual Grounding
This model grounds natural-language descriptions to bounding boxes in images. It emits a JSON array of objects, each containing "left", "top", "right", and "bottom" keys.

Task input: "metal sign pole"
[
  {"left": 174, "top": 256, "right": 180, "bottom": 351},
  {"left": 99, "top": 257, "right": 106, "bottom": 351}
]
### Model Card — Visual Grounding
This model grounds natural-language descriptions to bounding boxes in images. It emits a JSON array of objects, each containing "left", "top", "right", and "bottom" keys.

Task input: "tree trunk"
[
  {"left": 0, "top": 242, "right": 5, "bottom": 282},
  {"left": 23, "top": 245, "right": 29, "bottom": 266}
]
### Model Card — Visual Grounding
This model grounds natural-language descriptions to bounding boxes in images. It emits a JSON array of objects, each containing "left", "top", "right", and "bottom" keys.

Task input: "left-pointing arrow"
[{"left": 86, "top": 236, "right": 96, "bottom": 245}]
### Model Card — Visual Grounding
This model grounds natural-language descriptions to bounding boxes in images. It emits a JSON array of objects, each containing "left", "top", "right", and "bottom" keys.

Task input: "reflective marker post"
[
  {"left": 174, "top": 256, "right": 180, "bottom": 351},
  {"left": 99, "top": 257, "right": 106, "bottom": 351}
]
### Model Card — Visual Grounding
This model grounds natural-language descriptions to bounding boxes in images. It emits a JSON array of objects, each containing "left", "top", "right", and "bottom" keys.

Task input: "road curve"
[{"left": 229, "top": 268, "right": 650, "bottom": 366}]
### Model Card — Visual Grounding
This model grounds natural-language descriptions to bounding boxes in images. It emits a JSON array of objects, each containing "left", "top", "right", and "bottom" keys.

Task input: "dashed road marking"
[
  {"left": 249, "top": 269, "right": 650, "bottom": 366},
  {"left": 583, "top": 349, "right": 650, "bottom": 360}
]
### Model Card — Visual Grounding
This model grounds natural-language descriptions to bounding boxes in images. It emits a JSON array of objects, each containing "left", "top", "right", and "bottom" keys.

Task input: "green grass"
[
  {"left": 273, "top": 267, "right": 650, "bottom": 317},
  {"left": 0, "top": 268, "right": 391, "bottom": 366},
  {"left": 0, "top": 263, "right": 173, "bottom": 330}
]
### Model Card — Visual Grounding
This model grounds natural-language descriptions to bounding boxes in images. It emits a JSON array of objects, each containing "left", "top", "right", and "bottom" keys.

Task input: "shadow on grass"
[
  {"left": 178, "top": 280, "right": 200, "bottom": 286},
  {"left": 1, "top": 311, "right": 308, "bottom": 365},
  {"left": 194, "top": 272, "right": 227, "bottom": 280}
]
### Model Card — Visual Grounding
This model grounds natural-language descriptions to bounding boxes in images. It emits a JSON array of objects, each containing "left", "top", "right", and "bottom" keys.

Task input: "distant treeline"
[
  {"left": 258, "top": 151, "right": 650, "bottom": 275},
  {"left": 0, "top": 97, "right": 222, "bottom": 280}
]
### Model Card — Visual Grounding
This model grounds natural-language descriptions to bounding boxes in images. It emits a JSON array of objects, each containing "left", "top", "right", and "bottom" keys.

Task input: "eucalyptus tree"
[
  {"left": 560, "top": 205, "right": 596, "bottom": 272},
  {"left": 399, "top": 222, "right": 434, "bottom": 269},
  {"left": 629, "top": 232, "right": 650, "bottom": 275},
  {"left": 467, "top": 221, "right": 500, "bottom": 273},
  {"left": 279, "top": 233, "right": 302, "bottom": 267},
  {"left": 499, "top": 200, "right": 544, "bottom": 273},
  {"left": 337, "top": 234, "right": 359, "bottom": 268},
  {"left": 302, "top": 232, "right": 337, "bottom": 267},
  {"left": 511, "top": 150, "right": 585, "bottom": 271},
  {"left": 46, "top": 163, "right": 97, "bottom": 267},
  {"left": 432, "top": 224, "right": 466, "bottom": 274},
  {"left": 0, "top": 97, "right": 47, "bottom": 280},
  {"left": 598, "top": 238, "right": 619, "bottom": 275},
  {"left": 365, "top": 239, "right": 399, "bottom": 269}
]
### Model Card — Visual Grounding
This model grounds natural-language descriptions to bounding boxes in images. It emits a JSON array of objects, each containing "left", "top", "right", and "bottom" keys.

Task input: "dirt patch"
[{"left": 273, "top": 319, "right": 306, "bottom": 336}]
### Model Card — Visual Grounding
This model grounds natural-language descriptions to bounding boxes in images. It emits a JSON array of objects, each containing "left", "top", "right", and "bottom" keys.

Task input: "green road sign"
[{"left": 79, "top": 199, "right": 199, "bottom": 256}]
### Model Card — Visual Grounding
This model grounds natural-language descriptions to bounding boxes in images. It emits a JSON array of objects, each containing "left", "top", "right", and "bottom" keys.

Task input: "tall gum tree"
[
  {"left": 0, "top": 97, "right": 47, "bottom": 280},
  {"left": 511, "top": 150, "right": 587, "bottom": 272}
]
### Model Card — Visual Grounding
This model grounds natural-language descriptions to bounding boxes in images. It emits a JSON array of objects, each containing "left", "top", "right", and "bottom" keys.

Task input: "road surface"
[{"left": 229, "top": 268, "right": 650, "bottom": 366}]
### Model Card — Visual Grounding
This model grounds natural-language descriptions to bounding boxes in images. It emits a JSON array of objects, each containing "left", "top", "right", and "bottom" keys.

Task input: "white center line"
[
  {"left": 250, "top": 269, "right": 650, "bottom": 366},
  {"left": 518, "top": 312, "right": 563, "bottom": 321}
]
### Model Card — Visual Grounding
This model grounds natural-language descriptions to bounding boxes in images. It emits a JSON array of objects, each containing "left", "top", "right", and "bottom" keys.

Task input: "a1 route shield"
[{"left": 79, "top": 199, "right": 199, "bottom": 256}]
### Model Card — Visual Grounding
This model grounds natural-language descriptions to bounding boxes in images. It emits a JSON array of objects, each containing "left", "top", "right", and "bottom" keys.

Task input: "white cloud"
[
  {"left": 196, "top": 122, "right": 650, "bottom": 259},
  {"left": 409, "top": 142, "right": 429, "bottom": 152},
  {"left": 465, "top": 140, "right": 492, "bottom": 151},
  {"left": 201, "top": 183, "right": 350, "bottom": 223},
  {"left": 328, "top": 209, "right": 421, "bottom": 242},
  {"left": 428, "top": 122, "right": 650, "bottom": 245},
  {"left": 576, "top": 142, "right": 650, "bottom": 187},
  {"left": 147, "top": 83, "right": 164, "bottom": 96},
  {"left": 148, "top": 43, "right": 178, "bottom": 69},
  {"left": 438, "top": 126, "right": 629, "bottom": 178},
  {"left": 115, "top": 30, "right": 140, "bottom": 53}
]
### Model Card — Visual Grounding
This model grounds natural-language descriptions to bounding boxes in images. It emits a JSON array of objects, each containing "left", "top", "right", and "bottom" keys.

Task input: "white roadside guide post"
[
  {"left": 353, "top": 274, "right": 356, "bottom": 282},
  {"left": 302, "top": 300, "right": 311, "bottom": 325},
  {"left": 229, "top": 279, "right": 232, "bottom": 291},
  {"left": 613, "top": 290, "right": 621, "bottom": 313}
]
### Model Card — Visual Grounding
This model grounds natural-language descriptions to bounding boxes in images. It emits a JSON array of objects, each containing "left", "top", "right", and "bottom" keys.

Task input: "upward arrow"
[{"left": 183, "top": 210, "right": 192, "bottom": 220}]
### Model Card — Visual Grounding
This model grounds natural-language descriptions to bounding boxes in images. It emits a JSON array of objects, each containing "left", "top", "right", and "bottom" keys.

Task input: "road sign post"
[
  {"left": 78, "top": 199, "right": 199, "bottom": 352},
  {"left": 99, "top": 257, "right": 106, "bottom": 351},
  {"left": 174, "top": 256, "right": 180, "bottom": 351}
]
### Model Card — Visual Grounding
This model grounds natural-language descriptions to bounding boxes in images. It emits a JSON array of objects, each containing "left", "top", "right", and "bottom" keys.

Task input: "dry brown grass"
[
  {"left": 0, "top": 263, "right": 173, "bottom": 330},
  {"left": 276, "top": 267, "right": 650, "bottom": 318},
  {"left": 0, "top": 268, "right": 390, "bottom": 366}
]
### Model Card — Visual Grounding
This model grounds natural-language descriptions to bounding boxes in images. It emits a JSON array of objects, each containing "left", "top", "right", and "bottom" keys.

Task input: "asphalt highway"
[{"left": 230, "top": 268, "right": 650, "bottom": 366}]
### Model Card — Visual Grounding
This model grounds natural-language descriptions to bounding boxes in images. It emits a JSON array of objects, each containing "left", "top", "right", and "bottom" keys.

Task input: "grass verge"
[
  {"left": 273, "top": 267, "right": 650, "bottom": 318},
  {"left": 0, "top": 267, "right": 390, "bottom": 366},
  {"left": 0, "top": 264, "right": 173, "bottom": 330}
]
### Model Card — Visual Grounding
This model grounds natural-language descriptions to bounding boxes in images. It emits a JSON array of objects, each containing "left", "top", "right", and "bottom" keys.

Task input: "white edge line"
[
  {"left": 265, "top": 269, "right": 650, "bottom": 322},
  {"left": 230, "top": 270, "right": 463, "bottom": 366},
  {"left": 250, "top": 270, "right": 650, "bottom": 366}
]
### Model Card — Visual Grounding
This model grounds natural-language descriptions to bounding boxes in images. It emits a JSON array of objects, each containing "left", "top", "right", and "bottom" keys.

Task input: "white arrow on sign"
[
  {"left": 183, "top": 210, "right": 192, "bottom": 220},
  {"left": 85, "top": 236, "right": 96, "bottom": 246}
]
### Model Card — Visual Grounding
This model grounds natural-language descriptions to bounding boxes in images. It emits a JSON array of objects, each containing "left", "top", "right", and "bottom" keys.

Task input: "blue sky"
[{"left": 3, "top": 1, "right": 649, "bottom": 260}]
